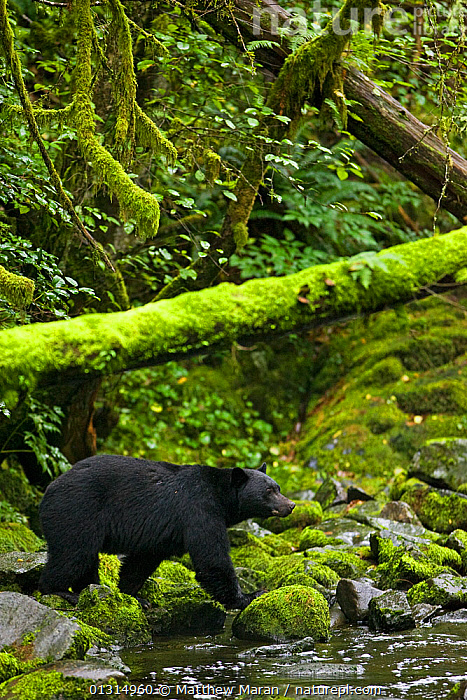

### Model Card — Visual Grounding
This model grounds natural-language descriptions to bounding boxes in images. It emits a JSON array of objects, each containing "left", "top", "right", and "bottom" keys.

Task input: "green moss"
[
  {"left": 233, "top": 223, "right": 249, "bottom": 251},
  {"left": 97, "top": 554, "right": 120, "bottom": 588},
  {"left": 0, "top": 651, "right": 20, "bottom": 683},
  {"left": 396, "top": 379, "right": 467, "bottom": 414},
  {"left": 265, "top": 554, "right": 339, "bottom": 590},
  {"left": 76, "top": 585, "right": 150, "bottom": 646},
  {"left": 357, "top": 356, "right": 405, "bottom": 387},
  {"left": 299, "top": 527, "right": 337, "bottom": 550},
  {"left": 72, "top": 0, "right": 161, "bottom": 238},
  {"left": 232, "top": 585, "right": 330, "bottom": 642},
  {"left": 258, "top": 501, "right": 323, "bottom": 533},
  {"left": 0, "top": 266, "right": 35, "bottom": 307},
  {"left": 65, "top": 620, "right": 113, "bottom": 659},
  {"left": 0, "top": 523, "right": 45, "bottom": 553},
  {"left": 141, "top": 580, "right": 226, "bottom": 634},
  {"left": 230, "top": 545, "right": 274, "bottom": 573},
  {"left": 306, "top": 549, "right": 368, "bottom": 579},
  {"left": 0, "top": 668, "right": 117, "bottom": 699},
  {"left": 268, "top": 0, "right": 384, "bottom": 132},
  {"left": 154, "top": 560, "right": 196, "bottom": 583},
  {"left": 365, "top": 403, "right": 406, "bottom": 435},
  {"left": 4, "top": 227, "right": 467, "bottom": 396},
  {"left": 400, "top": 482, "right": 467, "bottom": 533}
]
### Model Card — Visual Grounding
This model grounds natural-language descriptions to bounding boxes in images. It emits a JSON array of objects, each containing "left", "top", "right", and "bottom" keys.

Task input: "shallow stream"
[{"left": 121, "top": 614, "right": 467, "bottom": 699}]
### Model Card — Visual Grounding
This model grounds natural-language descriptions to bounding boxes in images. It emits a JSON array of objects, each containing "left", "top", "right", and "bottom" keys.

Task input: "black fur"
[{"left": 38, "top": 455, "right": 295, "bottom": 609}]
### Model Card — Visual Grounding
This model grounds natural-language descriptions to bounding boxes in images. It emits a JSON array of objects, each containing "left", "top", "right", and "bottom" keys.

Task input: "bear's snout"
[{"left": 271, "top": 497, "right": 295, "bottom": 517}]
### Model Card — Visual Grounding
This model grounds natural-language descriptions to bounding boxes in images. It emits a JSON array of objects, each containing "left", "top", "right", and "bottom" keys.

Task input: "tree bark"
[
  {"left": 197, "top": 0, "right": 467, "bottom": 222},
  {"left": 1, "top": 225, "right": 467, "bottom": 395}
]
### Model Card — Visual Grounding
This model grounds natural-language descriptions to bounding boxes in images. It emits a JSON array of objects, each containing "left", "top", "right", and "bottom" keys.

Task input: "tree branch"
[
  {"left": 197, "top": 0, "right": 467, "bottom": 223},
  {"left": 1, "top": 225, "right": 467, "bottom": 395}
]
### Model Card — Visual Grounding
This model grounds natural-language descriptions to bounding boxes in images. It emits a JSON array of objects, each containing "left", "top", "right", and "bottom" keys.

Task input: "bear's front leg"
[{"left": 186, "top": 526, "right": 264, "bottom": 610}]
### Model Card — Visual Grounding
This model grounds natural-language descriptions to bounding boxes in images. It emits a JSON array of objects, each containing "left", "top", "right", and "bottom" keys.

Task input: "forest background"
[{"left": 1, "top": 0, "right": 467, "bottom": 512}]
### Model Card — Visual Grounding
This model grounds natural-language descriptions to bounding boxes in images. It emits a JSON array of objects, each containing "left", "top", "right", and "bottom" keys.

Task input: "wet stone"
[
  {"left": 336, "top": 578, "right": 383, "bottom": 623},
  {"left": 368, "top": 590, "right": 415, "bottom": 632}
]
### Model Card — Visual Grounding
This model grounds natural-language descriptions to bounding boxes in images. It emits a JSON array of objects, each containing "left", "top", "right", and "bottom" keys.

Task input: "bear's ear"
[
  {"left": 231, "top": 467, "right": 249, "bottom": 488},
  {"left": 258, "top": 462, "right": 267, "bottom": 474}
]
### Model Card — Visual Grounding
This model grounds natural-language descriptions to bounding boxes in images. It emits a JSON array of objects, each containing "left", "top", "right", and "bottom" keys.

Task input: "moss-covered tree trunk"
[{"left": 1, "top": 226, "right": 467, "bottom": 400}]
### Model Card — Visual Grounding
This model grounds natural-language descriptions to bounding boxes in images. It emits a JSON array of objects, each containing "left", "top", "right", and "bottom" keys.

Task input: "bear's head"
[{"left": 231, "top": 463, "right": 295, "bottom": 520}]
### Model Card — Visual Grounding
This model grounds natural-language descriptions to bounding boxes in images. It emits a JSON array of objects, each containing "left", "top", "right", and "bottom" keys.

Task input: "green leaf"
[{"left": 223, "top": 191, "right": 238, "bottom": 201}]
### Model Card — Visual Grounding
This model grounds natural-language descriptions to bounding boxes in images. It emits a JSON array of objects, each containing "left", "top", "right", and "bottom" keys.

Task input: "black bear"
[{"left": 38, "top": 455, "right": 295, "bottom": 609}]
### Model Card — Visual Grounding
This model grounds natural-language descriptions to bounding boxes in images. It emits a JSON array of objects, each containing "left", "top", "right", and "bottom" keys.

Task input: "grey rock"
[
  {"left": 329, "top": 602, "right": 348, "bottom": 628},
  {"left": 281, "top": 662, "right": 364, "bottom": 678},
  {"left": 317, "top": 518, "right": 373, "bottom": 546},
  {"left": 314, "top": 478, "right": 347, "bottom": 510},
  {"left": 0, "top": 552, "right": 47, "bottom": 593},
  {"left": 433, "top": 608, "right": 467, "bottom": 624},
  {"left": 45, "top": 659, "right": 126, "bottom": 681},
  {"left": 240, "top": 637, "right": 316, "bottom": 657},
  {"left": 0, "top": 591, "right": 82, "bottom": 661},
  {"left": 411, "top": 603, "right": 442, "bottom": 625},
  {"left": 336, "top": 578, "right": 383, "bottom": 623},
  {"left": 368, "top": 590, "right": 415, "bottom": 631},
  {"left": 85, "top": 646, "right": 131, "bottom": 674},
  {"left": 379, "top": 501, "right": 422, "bottom": 525}
]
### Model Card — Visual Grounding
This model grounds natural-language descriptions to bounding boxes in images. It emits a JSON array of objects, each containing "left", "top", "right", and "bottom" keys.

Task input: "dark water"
[{"left": 120, "top": 615, "right": 467, "bottom": 699}]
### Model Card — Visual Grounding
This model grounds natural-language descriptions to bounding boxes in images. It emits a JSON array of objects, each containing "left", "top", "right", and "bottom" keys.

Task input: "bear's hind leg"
[{"left": 118, "top": 554, "right": 161, "bottom": 598}]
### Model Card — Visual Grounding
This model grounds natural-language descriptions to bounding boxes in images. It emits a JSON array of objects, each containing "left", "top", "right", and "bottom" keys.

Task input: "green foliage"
[
  {"left": 1, "top": 392, "right": 69, "bottom": 478},
  {"left": 98, "top": 359, "right": 281, "bottom": 468},
  {"left": 0, "top": 226, "right": 98, "bottom": 327}
]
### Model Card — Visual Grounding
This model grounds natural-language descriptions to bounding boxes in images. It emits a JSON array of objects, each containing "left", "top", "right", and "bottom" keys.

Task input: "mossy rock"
[
  {"left": 410, "top": 438, "right": 467, "bottom": 492},
  {"left": 265, "top": 554, "right": 340, "bottom": 590},
  {"left": 407, "top": 572, "right": 467, "bottom": 607},
  {"left": 296, "top": 297, "right": 467, "bottom": 485},
  {"left": 305, "top": 549, "right": 368, "bottom": 579},
  {"left": 232, "top": 585, "right": 330, "bottom": 642},
  {"left": 0, "top": 524, "right": 44, "bottom": 554},
  {"left": 0, "top": 468, "right": 37, "bottom": 514},
  {"left": 142, "top": 581, "right": 226, "bottom": 635},
  {"left": 299, "top": 527, "right": 339, "bottom": 550},
  {"left": 153, "top": 560, "right": 196, "bottom": 583},
  {"left": 76, "top": 585, "right": 150, "bottom": 647},
  {"left": 399, "top": 481, "right": 467, "bottom": 533},
  {"left": 357, "top": 356, "right": 405, "bottom": 387},
  {"left": 97, "top": 554, "right": 120, "bottom": 588},
  {"left": 230, "top": 544, "right": 274, "bottom": 572},
  {"left": 365, "top": 403, "right": 405, "bottom": 435},
  {"left": 258, "top": 501, "right": 322, "bottom": 533},
  {"left": 0, "top": 666, "right": 121, "bottom": 699}
]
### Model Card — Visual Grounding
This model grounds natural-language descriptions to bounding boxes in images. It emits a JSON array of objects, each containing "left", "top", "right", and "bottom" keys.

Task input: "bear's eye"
[{"left": 266, "top": 487, "right": 273, "bottom": 493}]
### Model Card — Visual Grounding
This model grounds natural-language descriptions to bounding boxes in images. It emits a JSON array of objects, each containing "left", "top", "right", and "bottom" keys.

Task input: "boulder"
[
  {"left": 368, "top": 590, "right": 415, "bottom": 631},
  {"left": 232, "top": 585, "right": 330, "bottom": 642},
  {"left": 336, "top": 578, "right": 383, "bottom": 623}
]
